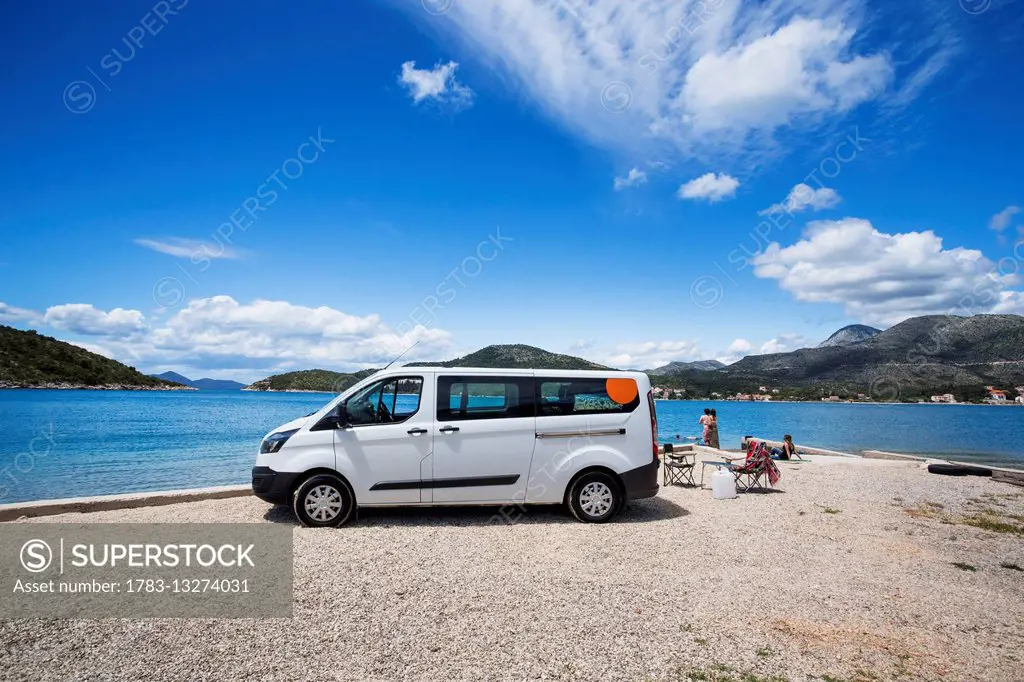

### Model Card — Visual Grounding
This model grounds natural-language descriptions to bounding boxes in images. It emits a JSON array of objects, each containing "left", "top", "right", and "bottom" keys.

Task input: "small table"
[{"left": 700, "top": 460, "right": 733, "bottom": 489}]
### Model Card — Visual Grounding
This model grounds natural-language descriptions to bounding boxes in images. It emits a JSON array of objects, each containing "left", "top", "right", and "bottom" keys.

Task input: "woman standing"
[
  {"left": 707, "top": 408, "right": 721, "bottom": 449},
  {"left": 699, "top": 408, "right": 711, "bottom": 445}
]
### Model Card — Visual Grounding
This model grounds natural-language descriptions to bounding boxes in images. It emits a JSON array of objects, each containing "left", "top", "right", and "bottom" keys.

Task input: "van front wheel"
[
  {"left": 568, "top": 472, "right": 621, "bottom": 523},
  {"left": 292, "top": 474, "right": 354, "bottom": 528}
]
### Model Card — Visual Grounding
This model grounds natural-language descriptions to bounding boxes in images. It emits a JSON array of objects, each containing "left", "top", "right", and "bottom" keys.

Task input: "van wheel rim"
[
  {"left": 305, "top": 485, "right": 343, "bottom": 522},
  {"left": 579, "top": 482, "right": 613, "bottom": 517}
]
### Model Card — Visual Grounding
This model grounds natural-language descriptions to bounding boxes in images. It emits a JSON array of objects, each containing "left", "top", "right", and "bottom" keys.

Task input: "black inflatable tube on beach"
[{"left": 926, "top": 463, "right": 993, "bottom": 477}]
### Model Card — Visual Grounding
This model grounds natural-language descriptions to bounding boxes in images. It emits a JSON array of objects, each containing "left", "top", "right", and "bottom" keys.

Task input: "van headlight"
[{"left": 260, "top": 429, "right": 298, "bottom": 454}]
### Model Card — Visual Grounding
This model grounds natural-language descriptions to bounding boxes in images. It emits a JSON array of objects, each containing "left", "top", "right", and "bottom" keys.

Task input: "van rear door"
[{"left": 430, "top": 374, "right": 536, "bottom": 503}]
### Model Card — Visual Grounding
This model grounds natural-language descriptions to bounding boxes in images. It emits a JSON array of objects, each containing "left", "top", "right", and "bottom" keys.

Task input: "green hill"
[
  {"left": 419, "top": 344, "right": 609, "bottom": 370},
  {"left": 244, "top": 368, "right": 378, "bottom": 393},
  {"left": 244, "top": 345, "right": 606, "bottom": 392},
  {"left": 0, "top": 325, "right": 185, "bottom": 389}
]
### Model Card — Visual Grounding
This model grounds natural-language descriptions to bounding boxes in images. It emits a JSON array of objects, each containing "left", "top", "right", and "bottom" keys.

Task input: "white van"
[{"left": 252, "top": 368, "right": 660, "bottom": 526}]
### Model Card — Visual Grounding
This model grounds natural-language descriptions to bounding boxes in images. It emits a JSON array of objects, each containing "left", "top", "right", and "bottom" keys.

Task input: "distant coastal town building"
[
  {"left": 652, "top": 387, "right": 685, "bottom": 400},
  {"left": 930, "top": 393, "right": 956, "bottom": 403},
  {"left": 986, "top": 389, "right": 1008, "bottom": 403},
  {"left": 726, "top": 393, "right": 772, "bottom": 401},
  {"left": 821, "top": 395, "right": 842, "bottom": 402}
]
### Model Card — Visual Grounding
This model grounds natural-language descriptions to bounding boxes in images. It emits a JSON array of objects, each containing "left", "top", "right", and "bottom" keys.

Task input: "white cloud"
[
  {"left": 135, "top": 238, "right": 243, "bottom": 260},
  {"left": 752, "top": 218, "right": 1022, "bottom": 325},
  {"left": 156, "top": 296, "right": 381, "bottom": 341},
  {"left": 568, "top": 338, "right": 595, "bottom": 352},
  {"left": 989, "top": 205, "right": 1021, "bottom": 232},
  {"left": 677, "top": 172, "right": 739, "bottom": 202},
  {"left": 6, "top": 296, "right": 456, "bottom": 382},
  {"left": 0, "top": 302, "right": 41, "bottom": 324},
  {"left": 727, "top": 338, "right": 752, "bottom": 354},
  {"left": 43, "top": 304, "right": 146, "bottom": 336},
  {"left": 680, "top": 18, "right": 891, "bottom": 134},
  {"left": 613, "top": 168, "right": 648, "bottom": 190},
  {"left": 600, "top": 340, "right": 703, "bottom": 369},
  {"left": 38, "top": 296, "right": 452, "bottom": 379},
  {"left": 145, "top": 296, "right": 453, "bottom": 368},
  {"left": 398, "top": 60, "right": 473, "bottom": 108},
  {"left": 712, "top": 338, "right": 754, "bottom": 365},
  {"left": 758, "top": 183, "right": 842, "bottom": 215},
  {"left": 716, "top": 336, "right": 814, "bottom": 364},
  {"left": 389, "top": 2, "right": 945, "bottom": 159},
  {"left": 991, "top": 290, "right": 1024, "bottom": 316},
  {"left": 759, "top": 333, "right": 813, "bottom": 354},
  {"left": 68, "top": 340, "right": 117, "bottom": 359}
]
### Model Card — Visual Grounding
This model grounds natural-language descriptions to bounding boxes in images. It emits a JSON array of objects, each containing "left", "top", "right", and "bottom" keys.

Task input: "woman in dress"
[{"left": 707, "top": 408, "right": 721, "bottom": 449}]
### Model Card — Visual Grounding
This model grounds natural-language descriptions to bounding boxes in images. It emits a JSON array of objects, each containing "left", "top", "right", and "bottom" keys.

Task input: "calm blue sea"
[
  {"left": 656, "top": 400, "right": 1024, "bottom": 467},
  {"left": 0, "top": 390, "right": 1021, "bottom": 504}
]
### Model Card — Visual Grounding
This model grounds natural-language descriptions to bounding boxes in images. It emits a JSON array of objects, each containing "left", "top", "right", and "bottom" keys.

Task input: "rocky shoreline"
[
  {"left": 0, "top": 381, "right": 195, "bottom": 391},
  {"left": 241, "top": 387, "right": 333, "bottom": 394}
]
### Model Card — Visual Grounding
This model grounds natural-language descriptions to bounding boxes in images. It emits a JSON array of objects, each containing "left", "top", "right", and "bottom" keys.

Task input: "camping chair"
[
  {"left": 662, "top": 443, "right": 697, "bottom": 487},
  {"left": 716, "top": 439, "right": 756, "bottom": 472},
  {"left": 727, "top": 441, "right": 781, "bottom": 492}
]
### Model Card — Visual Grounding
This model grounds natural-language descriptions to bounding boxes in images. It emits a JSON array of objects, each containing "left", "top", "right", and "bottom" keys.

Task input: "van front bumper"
[
  {"left": 251, "top": 466, "right": 301, "bottom": 505},
  {"left": 620, "top": 459, "right": 660, "bottom": 500}
]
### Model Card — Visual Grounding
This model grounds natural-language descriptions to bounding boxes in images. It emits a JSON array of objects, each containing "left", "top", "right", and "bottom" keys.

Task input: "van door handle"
[
  {"left": 439, "top": 426, "right": 460, "bottom": 434},
  {"left": 407, "top": 428, "right": 428, "bottom": 435}
]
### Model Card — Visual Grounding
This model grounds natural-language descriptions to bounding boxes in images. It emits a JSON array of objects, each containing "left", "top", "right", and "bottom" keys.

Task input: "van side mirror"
[{"left": 312, "top": 404, "right": 349, "bottom": 431}]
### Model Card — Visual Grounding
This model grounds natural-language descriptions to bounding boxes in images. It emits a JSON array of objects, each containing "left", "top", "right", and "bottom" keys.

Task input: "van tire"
[
  {"left": 292, "top": 474, "right": 355, "bottom": 528},
  {"left": 567, "top": 471, "right": 621, "bottom": 523}
]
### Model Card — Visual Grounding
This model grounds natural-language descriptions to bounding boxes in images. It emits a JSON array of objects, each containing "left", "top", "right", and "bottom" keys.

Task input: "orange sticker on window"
[{"left": 606, "top": 378, "right": 638, "bottom": 405}]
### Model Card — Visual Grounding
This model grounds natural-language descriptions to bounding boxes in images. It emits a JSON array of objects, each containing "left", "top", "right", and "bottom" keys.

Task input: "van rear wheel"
[
  {"left": 568, "top": 471, "right": 621, "bottom": 523},
  {"left": 292, "top": 474, "right": 355, "bottom": 528}
]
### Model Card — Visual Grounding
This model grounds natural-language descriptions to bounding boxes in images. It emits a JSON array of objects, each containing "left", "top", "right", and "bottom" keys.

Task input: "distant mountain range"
[
  {"left": 151, "top": 372, "right": 246, "bottom": 391},
  {"left": 0, "top": 325, "right": 184, "bottom": 390},
  {"left": 239, "top": 318, "right": 1024, "bottom": 398},
  {"left": 817, "top": 324, "right": 882, "bottom": 348},
  {"left": 647, "top": 360, "right": 726, "bottom": 375},
  {"left": 8, "top": 315, "right": 1024, "bottom": 400},
  {"left": 720, "top": 314, "right": 1024, "bottom": 393}
]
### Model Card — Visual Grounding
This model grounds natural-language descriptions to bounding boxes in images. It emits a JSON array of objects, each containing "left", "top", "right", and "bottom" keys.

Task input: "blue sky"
[{"left": 2, "top": 0, "right": 1023, "bottom": 381}]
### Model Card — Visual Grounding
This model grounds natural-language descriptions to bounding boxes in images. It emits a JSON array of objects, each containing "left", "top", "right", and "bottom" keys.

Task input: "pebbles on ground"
[{"left": 1, "top": 458, "right": 1022, "bottom": 682}]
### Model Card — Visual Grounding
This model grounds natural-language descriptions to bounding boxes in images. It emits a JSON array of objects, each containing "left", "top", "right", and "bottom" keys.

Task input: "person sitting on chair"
[{"left": 770, "top": 434, "right": 804, "bottom": 460}]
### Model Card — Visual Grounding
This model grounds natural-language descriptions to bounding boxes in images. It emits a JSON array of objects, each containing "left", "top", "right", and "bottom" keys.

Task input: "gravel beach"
[{"left": 2, "top": 457, "right": 1022, "bottom": 682}]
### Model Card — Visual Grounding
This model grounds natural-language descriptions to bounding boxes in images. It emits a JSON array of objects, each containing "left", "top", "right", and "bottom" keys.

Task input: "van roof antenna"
[{"left": 381, "top": 341, "right": 420, "bottom": 371}]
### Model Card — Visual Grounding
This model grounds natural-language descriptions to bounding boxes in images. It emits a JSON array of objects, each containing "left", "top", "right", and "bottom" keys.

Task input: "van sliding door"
[{"left": 430, "top": 374, "right": 536, "bottom": 503}]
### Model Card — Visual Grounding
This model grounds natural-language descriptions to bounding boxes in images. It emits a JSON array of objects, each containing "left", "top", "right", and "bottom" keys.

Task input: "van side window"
[
  {"left": 346, "top": 377, "right": 423, "bottom": 426},
  {"left": 437, "top": 376, "right": 534, "bottom": 421},
  {"left": 537, "top": 378, "right": 640, "bottom": 416}
]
